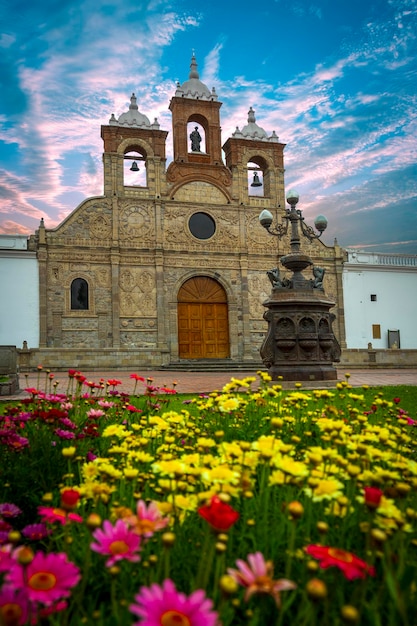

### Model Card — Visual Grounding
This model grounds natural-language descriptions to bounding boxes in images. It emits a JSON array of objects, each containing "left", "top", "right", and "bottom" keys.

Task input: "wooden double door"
[{"left": 178, "top": 277, "right": 230, "bottom": 359}]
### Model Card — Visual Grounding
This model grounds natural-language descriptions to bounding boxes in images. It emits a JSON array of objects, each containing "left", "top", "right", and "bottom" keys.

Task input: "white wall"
[
  {"left": 343, "top": 251, "right": 417, "bottom": 349},
  {"left": 0, "top": 236, "right": 39, "bottom": 349}
]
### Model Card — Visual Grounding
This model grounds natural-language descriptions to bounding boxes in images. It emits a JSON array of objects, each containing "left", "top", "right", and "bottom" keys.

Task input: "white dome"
[
  {"left": 109, "top": 93, "right": 156, "bottom": 128},
  {"left": 174, "top": 55, "right": 217, "bottom": 101}
]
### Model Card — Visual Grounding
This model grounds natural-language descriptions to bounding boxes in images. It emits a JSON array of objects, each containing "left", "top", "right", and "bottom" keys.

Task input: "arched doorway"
[{"left": 178, "top": 276, "right": 230, "bottom": 359}]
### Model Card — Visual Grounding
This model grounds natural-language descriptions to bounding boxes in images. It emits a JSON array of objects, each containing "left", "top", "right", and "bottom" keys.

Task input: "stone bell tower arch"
[{"left": 166, "top": 54, "right": 232, "bottom": 200}]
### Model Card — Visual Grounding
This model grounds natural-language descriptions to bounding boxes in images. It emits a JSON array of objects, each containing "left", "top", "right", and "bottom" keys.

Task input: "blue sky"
[{"left": 0, "top": 0, "right": 416, "bottom": 253}]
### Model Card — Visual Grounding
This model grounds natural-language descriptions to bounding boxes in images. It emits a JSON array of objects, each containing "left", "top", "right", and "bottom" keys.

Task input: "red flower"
[
  {"left": 60, "top": 489, "right": 81, "bottom": 511},
  {"left": 130, "top": 374, "right": 145, "bottom": 382},
  {"left": 198, "top": 496, "right": 239, "bottom": 532},
  {"left": 393, "top": 397, "right": 401, "bottom": 404},
  {"left": 364, "top": 486, "right": 383, "bottom": 509},
  {"left": 305, "top": 545, "right": 375, "bottom": 580},
  {"left": 107, "top": 379, "right": 122, "bottom": 387},
  {"left": 126, "top": 405, "right": 143, "bottom": 413}
]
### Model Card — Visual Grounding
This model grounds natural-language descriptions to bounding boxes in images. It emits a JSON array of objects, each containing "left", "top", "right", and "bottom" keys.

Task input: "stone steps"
[{"left": 160, "top": 360, "right": 266, "bottom": 372}]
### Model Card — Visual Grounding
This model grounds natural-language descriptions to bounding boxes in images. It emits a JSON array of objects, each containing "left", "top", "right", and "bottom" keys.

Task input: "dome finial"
[
  {"left": 129, "top": 93, "right": 138, "bottom": 110},
  {"left": 189, "top": 53, "right": 199, "bottom": 79}
]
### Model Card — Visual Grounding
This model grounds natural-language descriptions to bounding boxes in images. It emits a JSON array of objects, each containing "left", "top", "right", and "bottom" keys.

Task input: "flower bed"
[{"left": 0, "top": 369, "right": 416, "bottom": 625}]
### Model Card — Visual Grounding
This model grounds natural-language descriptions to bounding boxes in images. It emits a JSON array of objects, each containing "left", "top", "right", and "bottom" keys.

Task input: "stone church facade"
[{"left": 29, "top": 56, "right": 346, "bottom": 371}]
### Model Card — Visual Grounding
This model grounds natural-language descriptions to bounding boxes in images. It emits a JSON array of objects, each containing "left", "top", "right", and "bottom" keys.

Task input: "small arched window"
[{"left": 71, "top": 278, "right": 89, "bottom": 310}]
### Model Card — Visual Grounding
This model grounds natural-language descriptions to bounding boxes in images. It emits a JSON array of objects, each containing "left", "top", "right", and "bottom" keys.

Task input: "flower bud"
[
  {"left": 16, "top": 546, "right": 34, "bottom": 565},
  {"left": 86, "top": 513, "right": 102, "bottom": 529},
  {"left": 306, "top": 578, "right": 327, "bottom": 600},
  {"left": 341, "top": 605, "right": 360, "bottom": 623},
  {"left": 219, "top": 574, "right": 238, "bottom": 595},
  {"left": 162, "top": 532, "right": 176, "bottom": 547},
  {"left": 288, "top": 501, "right": 304, "bottom": 520}
]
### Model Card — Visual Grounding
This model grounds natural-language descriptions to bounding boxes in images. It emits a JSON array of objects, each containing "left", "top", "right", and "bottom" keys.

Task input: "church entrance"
[{"left": 178, "top": 277, "right": 230, "bottom": 359}]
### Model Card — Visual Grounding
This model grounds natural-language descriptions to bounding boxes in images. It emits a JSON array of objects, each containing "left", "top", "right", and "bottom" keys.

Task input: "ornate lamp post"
[{"left": 258, "top": 190, "right": 341, "bottom": 381}]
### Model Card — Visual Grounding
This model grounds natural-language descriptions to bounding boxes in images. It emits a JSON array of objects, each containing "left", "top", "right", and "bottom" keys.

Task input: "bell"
[
  {"left": 251, "top": 172, "right": 262, "bottom": 187},
  {"left": 130, "top": 161, "right": 139, "bottom": 172}
]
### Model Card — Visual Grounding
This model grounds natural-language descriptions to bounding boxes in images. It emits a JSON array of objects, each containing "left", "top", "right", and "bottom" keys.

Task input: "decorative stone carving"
[
  {"left": 120, "top": 205, "right": 153, "bottom": 241},
  {"left": 119, "top": 268, "right": 156, "bottom": 317},
  {"left": 90, "top": 214, "right": 111, "bottom": 239}
]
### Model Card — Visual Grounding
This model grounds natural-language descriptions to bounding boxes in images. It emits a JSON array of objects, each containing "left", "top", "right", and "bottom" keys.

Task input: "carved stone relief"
[
  {"left": 248, "top": 272, "right": 270, "bottom": 319},
  {"left": 119, "top": 205, "right": 154, "bottom": 241},
  {"left": 90, "top": 214, "right": 111, "bottom": 239},
  {"left": 119, "top": 268, "right": 156, "bottom": 317}
]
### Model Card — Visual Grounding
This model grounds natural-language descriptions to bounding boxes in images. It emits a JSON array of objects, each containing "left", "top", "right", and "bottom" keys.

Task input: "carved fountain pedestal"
[
  {"left": 259, "top": 190, "right": 341, "bottom": 381},
  {"left": 260, "top": 250, "right": 341, "bottom": 381}
]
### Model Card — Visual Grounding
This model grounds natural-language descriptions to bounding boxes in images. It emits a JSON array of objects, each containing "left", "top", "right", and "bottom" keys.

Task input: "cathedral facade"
[{"left": 30, "top": 56, "right": 346, "bottom": 371}]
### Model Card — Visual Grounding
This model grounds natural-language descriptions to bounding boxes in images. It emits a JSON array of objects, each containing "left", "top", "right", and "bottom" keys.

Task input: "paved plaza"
[{"left": 5, "top": 366, "right": 416, "bottom": 399}]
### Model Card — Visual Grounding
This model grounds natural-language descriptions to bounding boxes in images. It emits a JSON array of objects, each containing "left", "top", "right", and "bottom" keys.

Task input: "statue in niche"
[
  {"left": 312, "top": 266, "right": 325, "bottom": 289},
  {"left": 190, "top": 126, "right": 202, "bottom": 152},
  {"left": 267, "top": 267, "right": 291, "bottom": 289}
]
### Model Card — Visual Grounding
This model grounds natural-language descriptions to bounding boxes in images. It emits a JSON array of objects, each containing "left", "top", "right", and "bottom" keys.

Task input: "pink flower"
[
  {"left": 227, "top": 552, "right": 296, "bottom": 606},
  {"left": 38, "top": 506, "right": 83, "bottom": 525},
  {"left": 130, "top": 579, "right": 219, "bottom": 626},
  {"left": 86, "top": 409, "right": 106, "bottom": 420},
  {"left": 97, "top": 400, "right": 115, "bottom": 409},
  {"left": 124, "top": 500, "right": 170, "bottom": 537},
  {"left": 0, "top": 587, "right": 29, "bottom": 626},
  {"left": 90, "top": 519, "right": 142, "bottom": 567},
  {"left": 6, "top": 551, "right": 81, "bottom": 604}
]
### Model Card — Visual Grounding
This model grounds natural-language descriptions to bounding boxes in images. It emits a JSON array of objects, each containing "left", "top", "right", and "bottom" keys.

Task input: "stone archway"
[{"left": 178, "top": 276, "right": 230, "bottom": 359}]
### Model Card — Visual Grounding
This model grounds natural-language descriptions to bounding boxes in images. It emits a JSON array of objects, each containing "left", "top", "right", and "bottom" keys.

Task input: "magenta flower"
[
  {"left": 125, "top": 500, "right": 170, "bottom": 538},
  {"left": 228, "top": 552, "right": 296, "bottom": 606},
  {"left": 22, "top": 523, "right": 51, "bottom": 541},
  {"left": 0, "top": 544, "right": 15, "bottom": 573},
  {"left": 91, "top": 519, "right": 142, "bottom": 567},
  {"left": 6, "top": 551, "right": 81, "bottom": 604},
  {"left": 54, "top": 429, "right": 76, "bottom": 439},
  {"left": 0, "top": 587, "right": 29, "bottom": 626},
  {"left": 130, "top": 579, "right": 219, "bottom": 626},
  {"left": 0, "top": 532, "right": 11, "bottom": 545},
  {"left": 0, "top": 503, "right": 22, "bottom": 519}
]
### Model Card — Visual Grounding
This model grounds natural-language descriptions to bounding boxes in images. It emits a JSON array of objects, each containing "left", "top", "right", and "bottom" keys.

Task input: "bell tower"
[{"left": 166, "top": 55, "right": 232, "bottom": 200}]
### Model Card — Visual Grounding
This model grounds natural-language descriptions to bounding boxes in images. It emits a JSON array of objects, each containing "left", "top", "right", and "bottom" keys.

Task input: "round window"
[{"left": 188, "top": 212, "right": 216, "bottom": 240}]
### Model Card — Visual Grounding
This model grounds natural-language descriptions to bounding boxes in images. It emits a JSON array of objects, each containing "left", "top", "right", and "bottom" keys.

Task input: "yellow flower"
[
  {"left": 217, "top": 395, "right": 241, "bottom": 412},
  {"left": 197, "top": 437, "right": 217, "bottom": 448},
  {"left": 102, "top": 424, "right": 130, "bottom": 438},
  {"left": 167, "top": 493, "right": 198, "bottom": 512},
  {"left": 152, "top": 459, "right": 187, "bottom": 477},
  {"left": 127, "top": 450, "right": 154, "bottom": 463},
  {"left": 201, "top": 465, "right": 240, "bottom": 486},
  {"left": 123, "top": 467, "right": 139, "bottom": 479},
  {"left": 273, "top": 455, "right": 309, "bottom": 478},
  {"left": 304, "top": 477, "right": 344, "bottom": 501},
  {"left": 269, "top": 470, "right": 286, "bottom": 486},
  {"left": 62, "top": 446, "right": 76, "bottom": 457}
]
